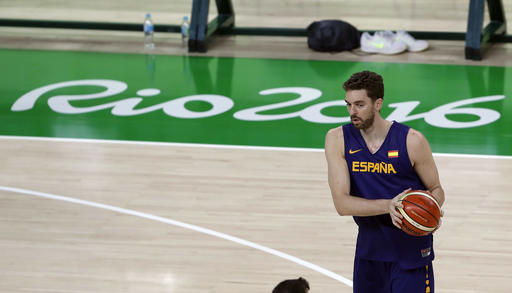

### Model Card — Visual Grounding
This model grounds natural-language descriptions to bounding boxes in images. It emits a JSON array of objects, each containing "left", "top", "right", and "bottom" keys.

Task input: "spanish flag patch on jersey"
[{"left": 388, "top": 150, "right": 399, "bottom": 158}]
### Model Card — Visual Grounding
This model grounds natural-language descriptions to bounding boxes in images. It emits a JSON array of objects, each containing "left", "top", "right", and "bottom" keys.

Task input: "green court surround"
[{"left": 1, "top": 49, "right": 511, "bottom": 156}]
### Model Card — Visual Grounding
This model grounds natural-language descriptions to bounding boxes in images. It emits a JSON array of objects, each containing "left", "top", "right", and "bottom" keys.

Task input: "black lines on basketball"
[{"left": 401, "top": 198, "right": 439, "bottom": 226}]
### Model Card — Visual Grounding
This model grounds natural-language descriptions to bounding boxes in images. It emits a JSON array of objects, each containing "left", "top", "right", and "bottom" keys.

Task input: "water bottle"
[
  {"left": 180, "top": 16, "right": 190, "bottom": 42},
  {"left": 143, "top": 13, "right": 154, "bottom": 49}
]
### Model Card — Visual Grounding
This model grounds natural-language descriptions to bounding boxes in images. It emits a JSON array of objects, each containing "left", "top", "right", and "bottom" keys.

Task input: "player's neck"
[{"left": 360, "top": 115, "right": 392, "bottom": 148}]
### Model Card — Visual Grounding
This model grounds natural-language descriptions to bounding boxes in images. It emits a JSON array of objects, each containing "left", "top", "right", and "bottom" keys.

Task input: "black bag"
[{"left": 307, "top": 20, "right": 360, "bottom": 52}]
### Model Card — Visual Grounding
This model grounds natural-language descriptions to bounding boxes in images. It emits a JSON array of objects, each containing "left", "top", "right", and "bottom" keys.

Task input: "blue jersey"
[{"left": 342, "top": 121, "right": 434, "bottom": 269}]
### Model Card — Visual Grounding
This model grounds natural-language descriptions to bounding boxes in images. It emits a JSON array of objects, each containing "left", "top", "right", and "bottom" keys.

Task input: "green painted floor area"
[{"left": 1, "top": 49, "right": 511, "bottom": 155}]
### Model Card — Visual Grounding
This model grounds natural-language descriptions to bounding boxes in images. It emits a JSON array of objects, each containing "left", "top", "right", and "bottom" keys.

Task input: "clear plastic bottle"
[
  {"left": 180, "top": 16, "right": 190, "bottom": 42},
  {"left": 143, "top": 13, "right": 155, "bottom": 49}
]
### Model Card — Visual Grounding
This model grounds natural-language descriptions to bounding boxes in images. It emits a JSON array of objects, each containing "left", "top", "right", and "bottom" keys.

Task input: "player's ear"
[{"left": 374, "top": 98, "right": 383, "bottom": 111}]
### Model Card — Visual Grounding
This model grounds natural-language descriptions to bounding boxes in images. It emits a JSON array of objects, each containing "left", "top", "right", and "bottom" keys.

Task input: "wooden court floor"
[
  {"left": 0, "top": 137, "right": 511, "bottom": 293},
  {"left": 1, "top": 1, "right": 512, "bottom": 292}
]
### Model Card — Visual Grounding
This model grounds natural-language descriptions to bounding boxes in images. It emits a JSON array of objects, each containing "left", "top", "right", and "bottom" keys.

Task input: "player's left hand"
[{"left": 432, "top": 208, "right": 444, "bottom": 233}]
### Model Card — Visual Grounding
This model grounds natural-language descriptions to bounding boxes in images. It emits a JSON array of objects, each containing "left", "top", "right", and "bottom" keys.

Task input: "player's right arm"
[{"left": 325, "top": 127, "right": 396, "bottom": 217}]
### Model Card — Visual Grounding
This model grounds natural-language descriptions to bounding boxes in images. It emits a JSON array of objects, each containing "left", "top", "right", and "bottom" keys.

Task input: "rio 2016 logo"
[{"left": 11, "top": 79, "right": 505, "bottom": 129}]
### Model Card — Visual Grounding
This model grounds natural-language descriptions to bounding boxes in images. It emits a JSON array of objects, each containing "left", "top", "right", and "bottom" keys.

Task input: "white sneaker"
[
  {"left": 360, "top": 31, "right": 407, "bottom": 55},
  {"left": 394, "top": 30, "right": 429, "bottom": 52}
]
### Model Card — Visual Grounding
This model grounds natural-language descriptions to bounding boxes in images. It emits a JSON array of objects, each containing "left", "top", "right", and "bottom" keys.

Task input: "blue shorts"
[{"left": 353, "top": 258, "right": 434, "bottom": 293}]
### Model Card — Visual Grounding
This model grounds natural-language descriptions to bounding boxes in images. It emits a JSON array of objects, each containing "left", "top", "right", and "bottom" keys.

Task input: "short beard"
[{"left": 352, "top": 112, "right": 375, "bottom": 130}]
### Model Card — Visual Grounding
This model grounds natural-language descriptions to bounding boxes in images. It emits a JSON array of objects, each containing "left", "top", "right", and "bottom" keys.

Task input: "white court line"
[
  {"left": 0, "top": 135, "right": 322, "bottom": 153},
  {"left": 1, "top": 135, "right": 512, "bottom": 159},
  {"left": 0, "top": 185, "right": 353, "bottom": 288}
]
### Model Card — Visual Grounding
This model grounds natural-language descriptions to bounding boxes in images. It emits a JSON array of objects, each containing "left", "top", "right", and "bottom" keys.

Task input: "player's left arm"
[{"left": 407, "top": 129, "right": 445, "bottom": 206}]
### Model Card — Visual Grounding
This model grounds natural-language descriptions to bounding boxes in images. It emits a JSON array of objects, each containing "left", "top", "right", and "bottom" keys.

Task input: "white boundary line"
[
  {"left": 0, "top": 135, "right": 322, "bottom": 153},
  {"left": 0, "top": 185, "right": 353, "bottom": 288},
  {"left": 1, "top": 135, "right": 512, "bottom": 159},
  {"left": 431, "top": 152, "right": 512, "bottom": 160}
]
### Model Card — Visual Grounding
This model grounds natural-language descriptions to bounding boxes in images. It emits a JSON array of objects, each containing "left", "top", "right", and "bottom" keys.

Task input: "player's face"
[{"left": 345, "top": 89, "right": 381, "bottom": 130}]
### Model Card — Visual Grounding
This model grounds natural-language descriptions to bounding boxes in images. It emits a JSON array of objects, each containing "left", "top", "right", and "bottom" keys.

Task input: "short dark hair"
[
  {"left": 342, "top": 70, "right": 384, "bottom": 102},
  {"left": 272, "top": 277, "right": 310, "bottom": 293}
]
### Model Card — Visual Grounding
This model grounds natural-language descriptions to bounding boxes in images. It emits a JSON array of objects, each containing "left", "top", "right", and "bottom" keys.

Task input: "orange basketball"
[{"left": 396, "top": 190, "right": 441, "bottom": 236}]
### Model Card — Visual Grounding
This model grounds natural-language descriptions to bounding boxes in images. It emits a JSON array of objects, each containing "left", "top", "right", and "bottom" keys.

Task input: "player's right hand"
[{"left": 389, "top": 188, "right": 410, "bottom": 229}]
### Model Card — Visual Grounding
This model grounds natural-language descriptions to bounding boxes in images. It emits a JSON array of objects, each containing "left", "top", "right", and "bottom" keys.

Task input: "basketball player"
[{"left": 325, "top": 70, "right": 445, "bottom": 293}]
